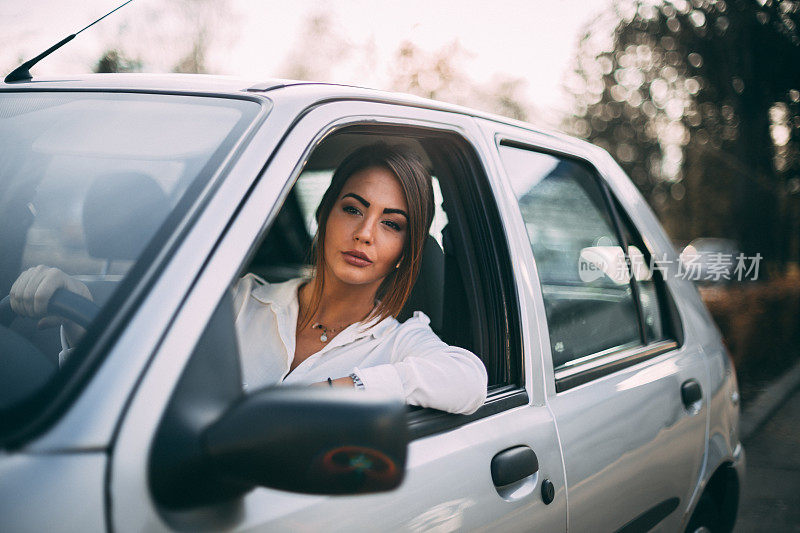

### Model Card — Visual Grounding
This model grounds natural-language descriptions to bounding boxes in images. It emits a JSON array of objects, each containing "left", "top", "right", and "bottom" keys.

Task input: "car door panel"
[{"left": 548, "top": 347, "right": 707, "bottom": 531}]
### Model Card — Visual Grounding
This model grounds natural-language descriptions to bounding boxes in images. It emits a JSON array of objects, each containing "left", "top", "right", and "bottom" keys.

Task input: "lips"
[{"left": 342, "top": 250, "right": 373, "bottom": 267}]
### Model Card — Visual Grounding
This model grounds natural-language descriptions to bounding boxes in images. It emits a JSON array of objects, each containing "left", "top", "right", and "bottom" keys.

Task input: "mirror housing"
[
  {"left": 150, "top": 385, "right": 408, "bottom": 509},
  {"left": 204, "top": 386, "right": 408, "bottom": 495}
]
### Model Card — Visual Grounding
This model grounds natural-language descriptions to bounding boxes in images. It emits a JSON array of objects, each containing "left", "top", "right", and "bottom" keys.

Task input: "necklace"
[{"left": 311, "top": 322, "right": 346, "bottom": 343}]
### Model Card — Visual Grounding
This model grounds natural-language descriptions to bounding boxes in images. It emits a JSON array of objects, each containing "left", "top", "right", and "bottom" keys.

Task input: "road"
[{"left": 734, "top": 386, "right": 800, "bottom": 532}]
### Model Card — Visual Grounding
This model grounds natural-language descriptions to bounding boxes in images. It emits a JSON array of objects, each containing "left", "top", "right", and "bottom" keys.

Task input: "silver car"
[{"left": 0, "top": 75, "right": 743, "bottom": 532}]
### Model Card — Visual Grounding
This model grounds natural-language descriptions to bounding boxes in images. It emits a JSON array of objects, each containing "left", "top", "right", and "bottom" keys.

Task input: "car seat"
[
  {"left": 397, "top": 235, "right": 444, "bottom": 332},
  {"left": 81, "top": 171, "right": 170, "bottom": 304},
  {"left": 9, "top": 172, "right": 170, "bottom": 361}
]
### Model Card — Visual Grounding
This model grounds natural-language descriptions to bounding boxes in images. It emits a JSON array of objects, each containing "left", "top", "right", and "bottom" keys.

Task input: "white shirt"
[{"left": 232, "top": 274, "right": 487, "bottom": 415}]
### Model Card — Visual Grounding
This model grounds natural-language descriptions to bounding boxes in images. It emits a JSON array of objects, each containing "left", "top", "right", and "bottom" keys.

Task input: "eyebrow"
[{"left": 342, "top": 192, "right": 408, "bottom": 220}]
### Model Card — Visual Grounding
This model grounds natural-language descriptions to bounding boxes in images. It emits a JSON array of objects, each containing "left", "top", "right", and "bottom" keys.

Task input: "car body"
[{"left": 0, "top": 74, "right": 743, "bottom": 532}]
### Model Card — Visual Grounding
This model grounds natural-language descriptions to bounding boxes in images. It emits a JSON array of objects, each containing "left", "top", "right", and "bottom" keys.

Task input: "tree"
[
  {"left": 167, "top": 0, "right": 228, "bottom": 74},
  {"left": 280, "top": 12, "right": 536, "bottom": 122},
  {"left": 279, "top": 12, "right": 353, "bottom": 82},
  {"left": 92, "top": 0, "right": 234, "bottom": 75},
  {"left": 389, "top": 40, "right": 533, "bottom": 121},
  {"left": 93, "top": 49, "right": 142, "bottom": 73},
  {"left": 564, "top": 0, "right": 800, "bottom": 267}
]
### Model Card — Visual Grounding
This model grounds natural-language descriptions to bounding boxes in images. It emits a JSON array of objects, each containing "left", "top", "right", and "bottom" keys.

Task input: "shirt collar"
[
  {"left": 362, "top": 314, "right": 398, "bottom": 339},
  {"left": 250, "top": 277, "right": 306, "bottom": 309},
  {"left": 250, "top": 276, "right": 399, "bottom": 339}
]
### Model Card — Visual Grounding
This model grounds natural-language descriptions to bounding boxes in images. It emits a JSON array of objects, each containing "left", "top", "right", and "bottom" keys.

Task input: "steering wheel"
[
  {"left": 0, "top": 288, "right": 100, "bottom": 328},
  {"left": 0, "top": 289, "right": 98, "bottom": 409}
]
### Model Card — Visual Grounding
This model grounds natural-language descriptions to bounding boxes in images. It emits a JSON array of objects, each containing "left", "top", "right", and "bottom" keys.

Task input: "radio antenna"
[{"left": 5, "top": 0, "right": 135, "bottom": 83}]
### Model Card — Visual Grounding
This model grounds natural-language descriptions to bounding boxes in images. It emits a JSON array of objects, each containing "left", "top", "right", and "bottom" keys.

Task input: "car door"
[
  {"left": 108, "top": 98, "right": 567, "bottom": 532},
  {"left": 482, "top": 122, "right": 709, "bottom": 532}
]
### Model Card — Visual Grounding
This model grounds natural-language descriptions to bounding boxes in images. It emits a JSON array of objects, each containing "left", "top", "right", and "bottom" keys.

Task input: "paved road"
[{"left": 734, "top": 386, "right": 800, "bottom": 532}]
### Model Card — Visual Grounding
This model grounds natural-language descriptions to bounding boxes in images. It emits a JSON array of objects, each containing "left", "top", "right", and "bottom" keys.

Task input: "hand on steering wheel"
[{"left": 1, "top": 266, "right": 99, "bottom": 333}]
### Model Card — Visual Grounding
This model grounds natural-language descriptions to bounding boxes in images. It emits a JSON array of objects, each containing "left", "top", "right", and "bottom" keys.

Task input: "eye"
[
  {"left": 343, "top": 205, "right": 362, "bottom": 216},
  {"left": 382, "top": 220, "right": 402, "bottom": 231}
]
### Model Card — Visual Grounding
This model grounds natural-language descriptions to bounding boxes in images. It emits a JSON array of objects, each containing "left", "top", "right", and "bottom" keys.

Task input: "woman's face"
[{"left": 323, "top": 166, "right": 408, "bottom": 290}]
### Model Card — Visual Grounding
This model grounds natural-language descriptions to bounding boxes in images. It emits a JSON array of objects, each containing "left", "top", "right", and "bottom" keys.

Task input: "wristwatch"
[{"left": 349, "top": 372, "right": 365, "bottom": 390}]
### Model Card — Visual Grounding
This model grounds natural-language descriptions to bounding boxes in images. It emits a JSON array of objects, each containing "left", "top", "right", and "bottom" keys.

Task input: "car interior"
[
  {"left": 242, "top": 128, "right": 519, "bottom": 391},
  {"left": 3, "top": 167, "right": 193, "bottom": 365}
]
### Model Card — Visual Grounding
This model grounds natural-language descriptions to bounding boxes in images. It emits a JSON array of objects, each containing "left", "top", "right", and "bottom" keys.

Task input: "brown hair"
[{"left": 299, "top": 143, "right": 434, "bottom": 329}]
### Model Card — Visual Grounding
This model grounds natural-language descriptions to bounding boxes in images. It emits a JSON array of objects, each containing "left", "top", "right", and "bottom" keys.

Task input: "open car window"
[
  {"left": 244, "top": 129, "right": 519, "bottom": 384},
  {"left": 0, "top": 91, "right": 262, "bottom": 434},
  {"left": 180, "top": 127, "right": 523, "bottom": 440}
]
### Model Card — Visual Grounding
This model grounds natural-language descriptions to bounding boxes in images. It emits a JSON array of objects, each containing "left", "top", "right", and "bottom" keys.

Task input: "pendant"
[{"left": 312, "top": 322, "right": 330, "bottom": 342}]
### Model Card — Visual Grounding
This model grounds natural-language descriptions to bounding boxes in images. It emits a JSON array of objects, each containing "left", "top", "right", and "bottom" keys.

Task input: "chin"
[
  {"left": 328, "top": 262, "right": 388, "bottom": 288},
  {"left": 334, "top": 270, "right": 381, "bottom": 287}
]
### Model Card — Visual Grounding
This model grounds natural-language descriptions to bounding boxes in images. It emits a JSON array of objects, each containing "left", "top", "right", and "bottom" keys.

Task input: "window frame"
[
  {"left": 608, "top": 195, "right": 684, "bottom": 347},
  {"left": 496, "top": 139, "right": 682, "bottom": 393}
]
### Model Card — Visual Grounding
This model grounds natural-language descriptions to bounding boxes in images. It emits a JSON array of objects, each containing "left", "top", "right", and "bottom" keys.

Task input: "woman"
[{"left": 10, "top": 144, "right": 487, "bottom": 415}]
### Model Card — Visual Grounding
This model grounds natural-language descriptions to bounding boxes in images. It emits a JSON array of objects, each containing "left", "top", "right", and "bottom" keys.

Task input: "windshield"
[{"left": 0, "top": 91, "right": 262, "bottom": 433}]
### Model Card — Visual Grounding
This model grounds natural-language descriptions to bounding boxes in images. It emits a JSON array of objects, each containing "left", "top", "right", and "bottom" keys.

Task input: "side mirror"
[
  {"left": 204, "top": 386, "right": 408, "bottom": 495},
  {"left": 150, "top": 385, "right": 408, "bottom": 509}
]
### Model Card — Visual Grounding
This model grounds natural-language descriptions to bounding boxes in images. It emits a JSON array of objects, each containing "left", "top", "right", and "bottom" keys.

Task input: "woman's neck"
[{"left": 300, "top": 274, "right": 379, "bottom": 329}]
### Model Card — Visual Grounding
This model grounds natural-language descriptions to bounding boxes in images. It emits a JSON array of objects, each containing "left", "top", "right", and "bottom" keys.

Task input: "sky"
[{"left": 1, "top": 0, "right": 610, "bottom": 124}]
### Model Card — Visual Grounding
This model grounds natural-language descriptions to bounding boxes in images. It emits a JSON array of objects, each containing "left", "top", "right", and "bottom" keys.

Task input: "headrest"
[
  {"left": 397, "top": 235, "right": 445, "bottom": 331},
  {"left": 82, "top": 172, "right": 170, "bottom": 261}
]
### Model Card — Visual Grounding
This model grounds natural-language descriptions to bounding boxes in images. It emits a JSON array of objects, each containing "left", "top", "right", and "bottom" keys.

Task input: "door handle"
[
  {"left": 491, "top": 446, "right": 539, "bottom": 487},
  {"left": 681, "top": 379, "right": 702, "bottom": 408}
]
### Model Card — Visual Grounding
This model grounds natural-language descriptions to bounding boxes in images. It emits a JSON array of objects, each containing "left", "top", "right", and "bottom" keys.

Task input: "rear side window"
[{"left": 498, "top": 144, "right": 642, "bottom": 367}]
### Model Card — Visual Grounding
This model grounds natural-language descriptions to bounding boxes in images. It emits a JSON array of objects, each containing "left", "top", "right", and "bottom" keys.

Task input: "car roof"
[
  {"left": 1, "top": 73, "right": 591, "bottom": 151},
  {"left": 1, "top": 73, "right": 278, "bottom": 94}
]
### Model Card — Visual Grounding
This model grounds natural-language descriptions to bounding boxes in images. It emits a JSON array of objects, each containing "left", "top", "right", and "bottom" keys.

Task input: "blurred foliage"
[
  {"left": 279, "top": 12, "right": 534, "bottom": 122},
  {"left": 389, "top": 40, "right": 530, "bottom": 121},
  {"left": 173, "top": 37, "right": 208, "bottom": 74},
  {"left": 161, "top": 0, "right": 223, "bottom": 74},
  {"left": 701, "top": 267, "right": 800, "bottom": 403},
  {"left": 93, "top": 49, "right": 142, "bottom": 73},
  {"left": 564, "top": 0, "right": 800, "bottom": 268},
  {"left": 279, "top": 13, "right": 355, "bottom": 82},
  {"left": 90, "top": 0, "right": 233, "bottom": 75}
]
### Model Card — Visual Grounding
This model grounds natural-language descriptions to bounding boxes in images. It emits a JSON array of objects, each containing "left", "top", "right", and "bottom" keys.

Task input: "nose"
[{"left": 353, "top": 217, "right": 374, "bottom": 245}]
